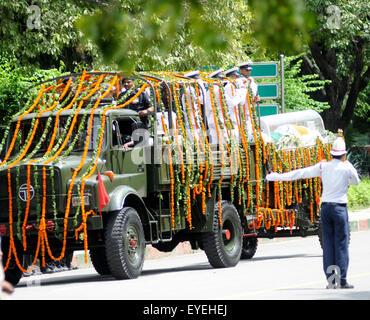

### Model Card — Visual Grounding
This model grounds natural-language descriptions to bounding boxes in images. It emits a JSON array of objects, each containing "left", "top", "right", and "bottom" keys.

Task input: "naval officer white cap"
[
  {"left": 184, "top": 70, "right": 200, "bottom": 79},
  {"left": 224, "top": 67, "right": 240, "bottom": 77},
  {"left": 209, "top": 68, "right": 226, "bottom": 79}
]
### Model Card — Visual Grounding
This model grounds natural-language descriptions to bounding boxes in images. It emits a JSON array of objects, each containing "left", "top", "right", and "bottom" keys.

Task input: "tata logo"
[{"left": 19, "top": 184, "right": 35, "bottom": 202}]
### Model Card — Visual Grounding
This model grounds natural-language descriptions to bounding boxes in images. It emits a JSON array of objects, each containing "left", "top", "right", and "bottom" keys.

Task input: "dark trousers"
[{"left": 321, "top": 203, "right": 349, "bottom": 285}]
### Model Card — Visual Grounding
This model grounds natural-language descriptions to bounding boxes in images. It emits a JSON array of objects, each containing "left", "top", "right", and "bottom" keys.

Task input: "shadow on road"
[
  {"left": 250, "top": 253, "right": 322, "bottom": 262},
  {"left": 16, "top": 261, "right": 213, "bottom": 288},
  {"left": 17, "top": 271, "right": 112, "bottom": 288},
  {"left": 141, "top": 261, "right": 212, "bottom": 277},
  {"left": 16, "top": 254, "right": 323, "bottom": 288}
]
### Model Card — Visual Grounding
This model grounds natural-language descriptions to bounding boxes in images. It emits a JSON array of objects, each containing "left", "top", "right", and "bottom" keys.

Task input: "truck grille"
[{"left": 0, "top": 165, "right": 61, "bottom": 219}]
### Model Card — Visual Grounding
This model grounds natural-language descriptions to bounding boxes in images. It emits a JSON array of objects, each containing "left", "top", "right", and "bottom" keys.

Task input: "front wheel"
[
  {"left": 1, "top": 237, "right": 23, "bottom": 286},
  {"left": 105, "top": 207, "right": 145, "bottom": 279},
  {"left": 90, "top": 246, "right": 111, "bottom": 276},
  {"left": 202, "top": 201, "right": 242, "bottom": 268}
]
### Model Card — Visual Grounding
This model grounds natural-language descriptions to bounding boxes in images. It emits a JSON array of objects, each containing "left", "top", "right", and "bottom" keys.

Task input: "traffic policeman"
[{"left": 266, "top": 136, "right": 359, "bottom": 289}]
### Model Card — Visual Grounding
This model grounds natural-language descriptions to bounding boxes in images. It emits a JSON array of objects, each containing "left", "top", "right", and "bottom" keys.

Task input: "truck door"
[{"left": 111, "top": 117, "right": 148, "bottom": 197}]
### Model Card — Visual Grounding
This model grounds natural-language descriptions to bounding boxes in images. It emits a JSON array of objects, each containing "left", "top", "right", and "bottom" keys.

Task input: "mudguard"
[{"left": 105, "top": 185, "right": 145, "bottom": 213}]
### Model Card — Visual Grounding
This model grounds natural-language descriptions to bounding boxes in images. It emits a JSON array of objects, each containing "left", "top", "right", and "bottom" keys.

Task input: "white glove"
[{"left": 266, "top": 172, "right": 281, "bottom": 181}]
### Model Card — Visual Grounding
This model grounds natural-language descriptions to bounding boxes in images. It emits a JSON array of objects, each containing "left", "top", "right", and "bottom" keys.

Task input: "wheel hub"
[
  {"left": 224, "top": 229, "right": 231, "bottom": 240},
  {"left": 130, "top": 237, "right": 137, "bottom": 250}
]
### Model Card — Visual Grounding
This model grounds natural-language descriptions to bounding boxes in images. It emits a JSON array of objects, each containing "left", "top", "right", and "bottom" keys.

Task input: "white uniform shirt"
[
  {"left": 267, "top": 159, "right": 360, "bottom": 204},
  {"left": 156, "top": 111, "right": 177, "bottom": 135},
  {"left": 237, "top": 77, "right": 258, "bottom": 97}
]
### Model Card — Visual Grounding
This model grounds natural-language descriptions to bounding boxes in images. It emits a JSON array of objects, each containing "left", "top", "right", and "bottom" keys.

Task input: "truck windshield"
[{"left": 7, "top": 115, "right": 105, "bottom": 159}]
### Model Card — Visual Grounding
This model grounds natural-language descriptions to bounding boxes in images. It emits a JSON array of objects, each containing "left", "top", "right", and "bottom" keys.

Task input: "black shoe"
[
  {"left": 68, "top": 265, "right": 78, "bottom": 271},
  {"left": 42, "top": 262, "right": 57, "bottom": 274},
  {"left": 23, "top": 269, "right": 33, "bottom": 277},
  {"left": 340, "top": 283, "right": 354, "bottom": 289}
]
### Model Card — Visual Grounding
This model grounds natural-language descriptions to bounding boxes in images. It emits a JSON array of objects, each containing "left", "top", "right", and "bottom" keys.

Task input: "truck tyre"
[
  {"left": 1, "top": 238, "right": 23, "bottom": 286},
  {"left": 241, "top": 236, "right": 258, "bottom": 259},
  {"left": 90, "top": 246, "right": 111, "bottom": 276},
  {"left": 202, "top": 201, "right": 242, "bottom": 268},
  {"left": 318, "top": 218, "right": 351, "bottom": 249},
  {"left": 105, "top": 207, "right": 145, "bottom": 279}
]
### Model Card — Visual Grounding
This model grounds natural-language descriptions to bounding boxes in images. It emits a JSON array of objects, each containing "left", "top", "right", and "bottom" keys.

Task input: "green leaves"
[
  {"left": 248, "top": 0, "right": 315, "bottom": 55},
  {"left": 0, "top": 0, "right": 97, "bottom": 69},
  {"left": 0, "top": 55, "right": 63, "bottom": 124},
  {"left": 77, "top": 0, "right": 235, "bottom": 71},
  {"left": 282, "top": 54, "right": 330, "bottom": 112},
  {"left": 304, "top": 0, "right": 370, "bottom": 78},
  {"left": 348, "top": 178, "right": 370, "bottom": 210}
]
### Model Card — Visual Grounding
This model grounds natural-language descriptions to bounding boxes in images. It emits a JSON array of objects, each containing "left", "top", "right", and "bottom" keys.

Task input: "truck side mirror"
[{"left": 112, "top": 120, "right": 122, "bottom": 146}]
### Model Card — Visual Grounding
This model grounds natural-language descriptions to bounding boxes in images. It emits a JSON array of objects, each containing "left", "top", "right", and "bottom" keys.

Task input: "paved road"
[{"left": 10, "top": 229, "right": 370, "bottom": 301}]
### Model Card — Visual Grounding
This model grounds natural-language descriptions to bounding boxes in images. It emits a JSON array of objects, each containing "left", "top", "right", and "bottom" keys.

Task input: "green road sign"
[
  {"left": 250, "top": 62, "right": 279, "bottom": 78},
  {"left": 255, "top": 104, "right": 279, "bottom": 117},
  {"left": 257, "top": 83, "right": 279, "bottom": 99}
]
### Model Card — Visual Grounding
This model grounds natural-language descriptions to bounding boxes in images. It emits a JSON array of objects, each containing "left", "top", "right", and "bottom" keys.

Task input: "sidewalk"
[
  {"left": 348, "top": 207, "right": 370, "bottom": 232},
  {"left": 73, "top": 207, "right": 370, "bottom": 269}
]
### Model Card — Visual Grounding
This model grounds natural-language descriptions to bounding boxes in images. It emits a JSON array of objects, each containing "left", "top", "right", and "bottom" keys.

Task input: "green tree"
[
  {"left": 302, "top": 0, "right": 369, "bottom": 132},
  {"left": 0, "top": 0, "right": 98, "bottom": 71},
  {"left": 283, "top": 55, "right": 330, "bottom": 113},
  {"left": 77, "top": 0, "right": 315, "bottom": 71},
  {"left": 0, "top": 56, "right": 63, "bottom": 124},
  {"left": 248, "top": 0, "right": 315, "bottom": 54},
  {"left": 77, "top": 0, "right": 252, "bottom": 71}
]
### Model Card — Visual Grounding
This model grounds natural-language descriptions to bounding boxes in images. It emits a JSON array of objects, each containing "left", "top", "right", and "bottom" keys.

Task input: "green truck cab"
[{"left": 0, "top": 72, "right": 331, "bottom": 285}]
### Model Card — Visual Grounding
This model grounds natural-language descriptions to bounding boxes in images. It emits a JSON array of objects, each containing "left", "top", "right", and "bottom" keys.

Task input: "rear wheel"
[
  {"left": 318, "top": 218, "right": 351, "bottom": 249},
  {"left": 202, "top": 201, "right": 242, "bottom": 268},
  {"left": 241, "top": 236, "right": 258, "bottom": 259},
  {"left": 105, "top": 207, "right": 145, "bottom": 279}
]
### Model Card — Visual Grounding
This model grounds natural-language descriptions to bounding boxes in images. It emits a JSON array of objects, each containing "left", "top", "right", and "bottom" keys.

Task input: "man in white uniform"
[
  {"left": 238, "top": 62, "right": 260, "bottom": 103},
  {"left": 266, "top": 137, "right": 359, "bottom": 289},
  {"left": 182, "top": 71, "right": 205, "bottom": 142},
  {"left": 224, "top": 67, "right": 255, "bottom": 142},
  {"left": 223, "top": 67, "right": 249, "bottom": 143},
  {"left": 204, "top": 68, "right": 227, "bottom": 145}
]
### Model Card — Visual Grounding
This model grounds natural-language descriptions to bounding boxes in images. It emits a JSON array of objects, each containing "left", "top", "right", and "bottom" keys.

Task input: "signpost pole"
[{"left": 280, "top": 54, "right": 285, "bottom": 114}]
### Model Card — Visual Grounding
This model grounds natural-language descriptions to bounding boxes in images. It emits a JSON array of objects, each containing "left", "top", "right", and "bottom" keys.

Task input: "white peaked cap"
[
  {"left": 209, "top": 68, "right": 225, "bottom": 78},
  {"left": 238, "top": 62, "right": 252, "bottom": 70},
  {"left": 224, "top": 67, "right": 240, "bottom": 77},
  {"left": 330, "top": 137, "right": 347, "bottom": 156}
]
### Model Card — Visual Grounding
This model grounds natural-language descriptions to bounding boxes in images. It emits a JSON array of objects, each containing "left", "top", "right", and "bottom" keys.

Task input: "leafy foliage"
[
  {"left": 78, "top": 0, "right": 319, "bottom": 71},
  {"left": 77, "top": 0, "right": 255, "bottom": 71},
  {"left": 304, "top": 0, "right": 369, "bottom": 79},
  {"left": 0, "top": 56, "right": 63, "bottom": 124},
  {"left": 248, "top": 0, "right": 315, "bottom": 54},
  {"left": 302, "top": 0, "right": 369, "bottom": 132},
  {"left": 348, "top": 178, "right": 370, "bottom": 210},
  {"left": 281, "top": 55, "right": 330, "bottom": 112},
  {"left": 347, "top": 146, "right": 370, "bottom": 178},
  {"left": 0, "top": 0, "right": 98, "bottom": 70}
]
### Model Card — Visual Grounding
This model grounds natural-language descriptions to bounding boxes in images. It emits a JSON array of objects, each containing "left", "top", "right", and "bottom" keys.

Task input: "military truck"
[{"left": 0, "top": 71, "right": 332, "bottom": 285}]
